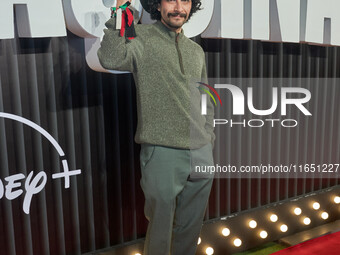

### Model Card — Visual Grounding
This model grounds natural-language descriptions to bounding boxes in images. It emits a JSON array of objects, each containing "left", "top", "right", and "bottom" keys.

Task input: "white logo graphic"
[
  {"left": 201, "top": 85, "right": 312, "bottom": 128},
  {"left": 0, "top": 112, "right": 81, "bottom": 214}
]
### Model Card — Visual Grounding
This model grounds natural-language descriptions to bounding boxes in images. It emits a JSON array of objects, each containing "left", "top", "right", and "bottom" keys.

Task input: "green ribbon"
[{"left": 111, "top": 2, "right": 130, "bottom": 17}]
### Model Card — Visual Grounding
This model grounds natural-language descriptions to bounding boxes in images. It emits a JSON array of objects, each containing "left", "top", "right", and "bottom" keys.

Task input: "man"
[{"left": 97, "top": 0, "right": 215, "bottom": 254}]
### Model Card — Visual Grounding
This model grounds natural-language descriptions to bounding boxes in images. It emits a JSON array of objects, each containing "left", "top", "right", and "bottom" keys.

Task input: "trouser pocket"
[{"left": 140, "top": 144, "right": 156, "bottom": 170}]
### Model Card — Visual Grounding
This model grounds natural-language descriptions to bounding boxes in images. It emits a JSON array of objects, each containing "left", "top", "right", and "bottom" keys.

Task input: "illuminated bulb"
[
  {"left": 303, "top": 217, "right": 311, "bottom": 225},
  {"left": 234, "top": 238, "right": 242, "bottom": 247},
  {"left": 134, "top": 253, "right": 141, "bottom": 255},
  {"left": 260, "top": 230, "right": 268, "bottom": 239},
  {"left": 321, "top": 212, "right": 329, "bottom": 220},
  {"left": 222, "top": 228, "right": 230, "bottom": 237},
  {"left": 249, "top": 220, "right": 257, "bottom": 229},
  {"left": 280, "top": 224, "right": 288, "bottom": 232},
  {"left": 206, "top": 247, "right": 214, "bottom": 255},
  {"left": 294, "top": 207, "right": 302, "bottom": 215},
  {"left": 313, "top": 202, "right": 320, "bottom": 210},
  {"left": 197, "top": 237, "right": 201, "bottom": 245},
  {"left": 270, "top": 214, "right": 278, "bottom": 222},
  {"left": 334, "top": 196, "right": 340, "bottom": 204}
]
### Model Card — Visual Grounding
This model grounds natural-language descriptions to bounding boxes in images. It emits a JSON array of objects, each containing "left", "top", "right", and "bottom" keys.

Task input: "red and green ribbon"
[
  {"left": 111, "top": 2, "right": 130, "bottom": 18},
  {"left": 111, "top": 2, "right": 136, "bottom": 40}
]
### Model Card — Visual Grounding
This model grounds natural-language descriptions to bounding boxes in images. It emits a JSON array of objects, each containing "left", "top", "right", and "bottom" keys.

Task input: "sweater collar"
[{"left": 154, "top": 20, "right": 184, "bottom": 40}]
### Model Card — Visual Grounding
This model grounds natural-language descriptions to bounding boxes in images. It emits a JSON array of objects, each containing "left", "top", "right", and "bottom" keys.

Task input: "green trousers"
[{"left": 140, "top": 143, "right": 214, "bottom": 255}]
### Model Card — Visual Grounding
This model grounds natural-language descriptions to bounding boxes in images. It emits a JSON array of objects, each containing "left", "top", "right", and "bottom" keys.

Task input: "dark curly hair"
[{"left": 148, "top": 0, "right": 202, "bottom": 21}]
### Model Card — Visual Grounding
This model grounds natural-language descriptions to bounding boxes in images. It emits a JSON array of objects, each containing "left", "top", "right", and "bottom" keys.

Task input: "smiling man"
[{"left": 97, "top": 0, "right": 215, "bottom": 254}]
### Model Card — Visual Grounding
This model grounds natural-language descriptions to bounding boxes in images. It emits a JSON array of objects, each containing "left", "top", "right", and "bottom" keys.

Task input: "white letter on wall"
[
  {"left": 203, "top": 0, "right": 269, "bottom": 40},
  {"left": 304, "top": 0, "right": 340, "bottom": 46},
  {"left": 251, "top": 0, "right": 270, "bottom": 40},
  {"left": 270, "top": 0, "right": 300, "bottom": 43},
  {"left": 182, "top": 0, "right": 214, "bottom": 38},
  {"left": 0, "top": 0, "right": 66, "bottom": 39},
  {"left": 202, "top": 0, "right": 244, "bottom": 39}
]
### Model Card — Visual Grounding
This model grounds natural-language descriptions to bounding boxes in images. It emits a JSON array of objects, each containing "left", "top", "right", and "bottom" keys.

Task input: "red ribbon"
[
  {"left": 119, "top": 9, "right": 134, "bottom": 38},
  {"left": 126, "top": 8, "right": 134, "bottom": 27}
]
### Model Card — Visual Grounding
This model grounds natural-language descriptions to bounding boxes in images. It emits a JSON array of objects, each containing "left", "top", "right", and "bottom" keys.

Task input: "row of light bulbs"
[
  {"left": 133, "top": 196, "right": 340, "bottom": 255},
  {"left": 199, "top": 196, "right": 340, "bottom": 255}
]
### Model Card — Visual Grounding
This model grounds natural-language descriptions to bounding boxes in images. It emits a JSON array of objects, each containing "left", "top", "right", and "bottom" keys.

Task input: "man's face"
[{"left": 158, "top": 0, "right": 192, "bottom": 31}]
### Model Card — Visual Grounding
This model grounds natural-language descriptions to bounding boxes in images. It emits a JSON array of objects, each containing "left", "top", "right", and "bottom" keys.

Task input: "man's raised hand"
[{"left": 116, "top": 0, "right": 131, "bottom": 8}]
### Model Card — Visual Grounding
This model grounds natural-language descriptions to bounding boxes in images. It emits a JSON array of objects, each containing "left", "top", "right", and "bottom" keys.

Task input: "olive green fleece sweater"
[{"left": 97, "top": 16, "right": 215, "bottom": 149}]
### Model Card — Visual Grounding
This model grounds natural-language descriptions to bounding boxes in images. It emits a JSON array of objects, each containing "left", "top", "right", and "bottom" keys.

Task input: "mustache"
[{"left": 168, "top": 12, "right": 187, "bottom": 18}]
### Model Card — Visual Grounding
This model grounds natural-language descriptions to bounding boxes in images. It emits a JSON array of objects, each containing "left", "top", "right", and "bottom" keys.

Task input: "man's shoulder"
[
  {"left": 136, "top": 21, "right": 167, "bottom": 35},
  {"left": 134, "top": 22, "right": 153, "bottom": 37}
]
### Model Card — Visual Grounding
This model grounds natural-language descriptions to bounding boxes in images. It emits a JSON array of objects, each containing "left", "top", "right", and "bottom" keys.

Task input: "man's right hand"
[{"left": 116, "top": 0, "right": 131, "bottom": 8}]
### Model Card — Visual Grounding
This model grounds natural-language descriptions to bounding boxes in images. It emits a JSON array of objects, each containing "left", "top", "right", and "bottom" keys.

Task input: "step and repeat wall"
[{"left": 0, "top": 30, "right": 340, "bottom": 255}]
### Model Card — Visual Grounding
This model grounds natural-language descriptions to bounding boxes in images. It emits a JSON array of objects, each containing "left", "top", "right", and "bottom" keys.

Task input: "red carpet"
[{"left": 272, "top": 231, "right": 340, "bottom": 255}]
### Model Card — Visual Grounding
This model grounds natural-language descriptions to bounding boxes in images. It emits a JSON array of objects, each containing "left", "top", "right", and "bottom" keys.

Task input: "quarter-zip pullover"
[
  {"left": 175, "top": 33, "right": 185, "bottom": 74},
  {"left": 98, "top": 17, "right": 215, "bottom": 149}
]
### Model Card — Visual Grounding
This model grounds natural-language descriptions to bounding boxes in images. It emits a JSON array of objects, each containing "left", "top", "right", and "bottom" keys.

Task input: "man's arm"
[
  {"left": 97, "top": 0, "right": 144, "bottom": 72},
  {"left": 201, "top": 59, "right": 216, "bottom": 148}
]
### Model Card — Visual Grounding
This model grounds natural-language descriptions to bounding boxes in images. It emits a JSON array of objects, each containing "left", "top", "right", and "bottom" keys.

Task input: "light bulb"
[
  {"left": 321, "top": 212, "right": 329, "bottom": 220},
  {"left": 270, "top": 214, "right": 278, "bottom": 222},
  {"left": 234, "top": 238, "right": 242, "bottom": 247},
  {"left": 313, "top": 202, "right": 320, "bottom": 210},
  {"left": 197, "top": 237, "right": 201, "bottom": 245},
  {"left": 249, "top": 220, "right": 257, "bottom": 229},
  {"left": 294, "top": 207, "right": 302, "bottom": 215},
  {"left": 280, "top": 224, "right": 288, "bottom": 232},
  {"left": 260, "top": 230, "right": 268, "bottom": 239},
  {"left": 303, "top": 217, "right": 311, "bottom": 225},
  {"left": 206, "top": 247, "right": 214, "bottom": 255},
  {"left": 222, "top": 228, "right": 230, "bottom": 237},
  {"left": 334, "top": 196, "right": 340, "bottom": 204}
]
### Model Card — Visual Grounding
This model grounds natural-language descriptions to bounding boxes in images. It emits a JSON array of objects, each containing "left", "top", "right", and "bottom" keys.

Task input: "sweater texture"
[{"left": 97, "top": 16, "right": 215, "bottom": 149}]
